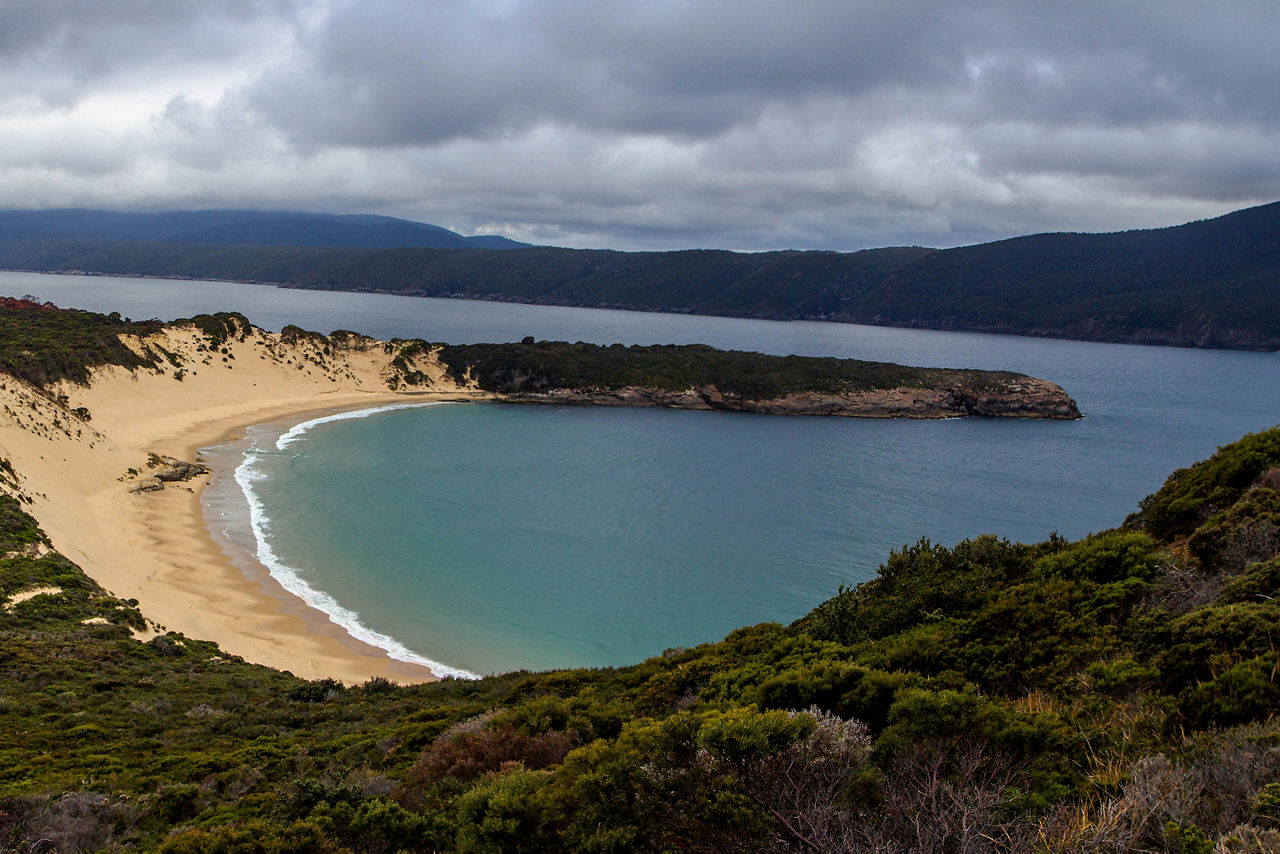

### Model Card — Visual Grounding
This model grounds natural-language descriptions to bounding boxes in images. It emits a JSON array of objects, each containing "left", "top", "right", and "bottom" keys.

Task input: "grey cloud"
[
  {"left": 0, "top": 0, "right": 301, "bottom": 107},
  {"left": 244, "top": 0, "right": 975, "bottom": 145},
  {"left": 0, "top": 0, "right": 1276, "bottom": 251},
  {"left": 243, "top": 0, "right": 1280, "bottom": 147},
  {"left": 972, "top": 122, "right": 1280, "bottom": 194},
  {"left": 0, "top": 0, "right": 299, "bottom": 54}
]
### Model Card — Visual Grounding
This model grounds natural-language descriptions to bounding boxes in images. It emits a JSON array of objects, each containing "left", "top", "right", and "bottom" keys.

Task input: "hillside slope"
[
  {"left": 0, "top": 209, "right": 530, "bottom": 250},
  {"left": 860, "top": 200, "right": 1280, "bottom": 348},
  {"left": 0, "top": 304, "right": 477, "bottom": 683}
]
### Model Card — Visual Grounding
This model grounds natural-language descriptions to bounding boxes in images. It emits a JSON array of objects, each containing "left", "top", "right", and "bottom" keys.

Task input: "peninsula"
[{"left": 436, "top": 340, "right": 1081, "bottom": 419}]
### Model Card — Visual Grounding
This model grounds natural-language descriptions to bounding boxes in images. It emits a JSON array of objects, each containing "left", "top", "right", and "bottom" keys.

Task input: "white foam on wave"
[
  {"left": 277, "top": 401, "right": 443, "bottom": 451},
  {"left": 235, "top": 402, "right": 480, "bottom": 680}
]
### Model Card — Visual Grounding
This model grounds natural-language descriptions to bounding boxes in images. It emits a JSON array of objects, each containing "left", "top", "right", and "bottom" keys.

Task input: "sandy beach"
[{"left": 0, "top": 320, "right": 488, "bottom": 683}]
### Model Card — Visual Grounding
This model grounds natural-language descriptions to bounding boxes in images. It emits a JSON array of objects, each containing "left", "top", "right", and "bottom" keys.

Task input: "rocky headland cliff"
[
  {"left": 494, "top": 377, "right": 1080, "bottom": 419},
  {"left": 434, "top": 340, "right": 1081, "bottom": 420}
]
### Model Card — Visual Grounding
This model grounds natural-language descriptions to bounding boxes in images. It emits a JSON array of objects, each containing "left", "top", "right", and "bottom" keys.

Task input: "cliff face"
[{"left": 496, "top": 376, "right": 1081, "bottom": 419}]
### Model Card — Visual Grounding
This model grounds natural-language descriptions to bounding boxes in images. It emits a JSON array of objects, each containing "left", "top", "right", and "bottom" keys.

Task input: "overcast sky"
[{"left": 0, "top": 0, "right": 1276, "bottom": 251}]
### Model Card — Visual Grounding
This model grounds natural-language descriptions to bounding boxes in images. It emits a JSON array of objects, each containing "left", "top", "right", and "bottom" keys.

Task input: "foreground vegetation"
[{"left": 2, "top": 403, "right": 1280, "bottom": 849}]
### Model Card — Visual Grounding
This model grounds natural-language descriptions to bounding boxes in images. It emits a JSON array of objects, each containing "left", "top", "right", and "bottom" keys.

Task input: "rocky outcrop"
[
  {"left": 497, "top": 376, "right": 1081, "bottom": 419},
  {"left": 146, "top": 454, "right": 210, "bottom": 482},
  {"left": 128, "top": 454, "right": 210, "bottom": 493}
]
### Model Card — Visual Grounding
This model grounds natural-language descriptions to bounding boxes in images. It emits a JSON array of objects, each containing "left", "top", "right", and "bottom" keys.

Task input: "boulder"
[
  {"left": 128, "top": 477, "right": 164, "bottom": 494},
  {"left": 146, "top": 454, "right": 209, "bottom": 482}
]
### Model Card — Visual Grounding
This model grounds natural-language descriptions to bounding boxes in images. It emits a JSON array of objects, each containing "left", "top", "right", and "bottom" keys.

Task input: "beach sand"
[{"left": 0, "top": 321, "right": 488, "bottom": 684}]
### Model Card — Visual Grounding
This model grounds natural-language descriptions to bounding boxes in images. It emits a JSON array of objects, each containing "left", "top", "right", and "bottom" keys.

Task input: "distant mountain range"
[
  {"left": 0, "top": 202, "right": 1277, "bottom": 349},
  {"left": 0, "top": 209, "right": 531, "bottom": 250}
]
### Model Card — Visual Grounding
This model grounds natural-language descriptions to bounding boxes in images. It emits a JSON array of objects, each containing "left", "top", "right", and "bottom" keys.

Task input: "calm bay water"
[{"left": 4, "top": 270, "right": 1279, "bottom": 674}]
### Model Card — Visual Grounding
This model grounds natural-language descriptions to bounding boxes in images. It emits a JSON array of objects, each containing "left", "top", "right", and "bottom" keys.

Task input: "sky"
[{"left": 0, "top": 0, "right": 1277, "bottom": 252}]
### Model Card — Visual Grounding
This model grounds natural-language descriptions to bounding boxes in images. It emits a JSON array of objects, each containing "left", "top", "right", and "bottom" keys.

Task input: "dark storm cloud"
[
  {"left": 246, "top": 0, "right": 964, "bottom": 144},
  {"left": 244, "top": 0, "right": 1280, "bottom": 145},
  {"left": 0, "top": 0, "right": 1276, "bottom": 249},
  {"left": 0, "top": 0, "right": 300, "bottom": 106},
  {"left": 0, "top": 0, "right": 299, "bottom": 52}
]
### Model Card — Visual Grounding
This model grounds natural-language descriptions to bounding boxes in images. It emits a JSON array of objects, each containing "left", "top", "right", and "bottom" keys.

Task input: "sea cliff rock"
[{"left": 496, "top": 376, "right": 1081, "bottom": 419}]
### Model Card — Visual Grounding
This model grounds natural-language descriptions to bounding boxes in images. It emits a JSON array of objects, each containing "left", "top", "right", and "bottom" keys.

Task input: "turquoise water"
[
  {"left": 5, "top": 271, "right": 1279, "bottom": 675},
  {"left": 222, "top": 403, "right": 1115, "bottom": 675}
]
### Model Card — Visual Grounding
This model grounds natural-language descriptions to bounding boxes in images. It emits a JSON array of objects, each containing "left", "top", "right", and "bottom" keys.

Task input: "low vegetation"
[
  {"left": 0, "top": 297, "right": 162, "bottom": 386},
  {"left": 1, "top": 415, "right": 1279, "bottom": 849},
  {"left": 0, "top": 301, "right": 260, "bottom": 388},
  {"left": 435, "top": 340, "right": 1021, "bottom": 399}
]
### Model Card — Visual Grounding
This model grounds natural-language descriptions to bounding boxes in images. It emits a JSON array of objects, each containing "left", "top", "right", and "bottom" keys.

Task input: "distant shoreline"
[{"left": 4, "top": 264, "right": 1277, "bottom": 352}]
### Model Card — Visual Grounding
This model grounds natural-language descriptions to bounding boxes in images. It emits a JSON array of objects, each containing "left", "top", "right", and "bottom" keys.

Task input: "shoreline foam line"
[
  {"left": 276, "top": 401, "right": 448, "bottom": 451},
  {"left": 234, "top": 402, "right": 481, "bottom": 680}
]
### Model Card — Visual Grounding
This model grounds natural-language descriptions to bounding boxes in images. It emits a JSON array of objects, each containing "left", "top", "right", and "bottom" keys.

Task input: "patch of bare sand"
[{"left": 3, "top": 586, "right": 62, "bottom": 610}]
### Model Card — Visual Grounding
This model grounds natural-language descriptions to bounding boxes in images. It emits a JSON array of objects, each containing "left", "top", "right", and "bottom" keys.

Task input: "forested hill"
[
  {"left": 863, "top": 200, "right": 1280, "bottom": 349},
  {"left": 0, "top": 299, "right": 1079, "bottom": 420},
  {"left": 1, "top": 201, "right": 1278, "bottom": 349},
  {"left": 0, "top": 209, "right": 530, "bottom": 251}
]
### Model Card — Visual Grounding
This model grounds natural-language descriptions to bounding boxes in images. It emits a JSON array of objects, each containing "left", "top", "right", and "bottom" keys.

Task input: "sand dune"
[{"left": 0, "top": 319, "right": 489, "bottom": 683}]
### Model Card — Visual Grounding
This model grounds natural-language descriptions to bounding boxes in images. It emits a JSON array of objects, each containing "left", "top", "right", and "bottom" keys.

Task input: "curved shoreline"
[
  {"left": 218, "top": 403, "right": 481, "bottom": 679},
  {"left": 87, "top": 394, "right": 457, "bottom": 684},
  {"left": 0, "top": 320, "right": 492, "bottom": 684}
]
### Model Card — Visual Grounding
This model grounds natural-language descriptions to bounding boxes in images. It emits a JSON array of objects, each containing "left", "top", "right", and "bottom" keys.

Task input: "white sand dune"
[{"left": 0, "top": 319, "right": 489, "bottom": 683}]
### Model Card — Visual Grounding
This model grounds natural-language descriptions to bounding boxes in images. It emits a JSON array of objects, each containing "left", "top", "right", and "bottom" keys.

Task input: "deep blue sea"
[{"left": 5, "top": 271, "right": 1278, "bottom": 675}]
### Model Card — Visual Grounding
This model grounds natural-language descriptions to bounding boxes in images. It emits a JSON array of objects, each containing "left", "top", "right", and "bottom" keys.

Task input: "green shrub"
[{"left": 1131, "top": 429, "right": 1280, "bottom": 540}]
